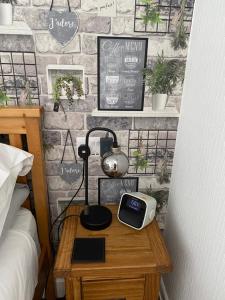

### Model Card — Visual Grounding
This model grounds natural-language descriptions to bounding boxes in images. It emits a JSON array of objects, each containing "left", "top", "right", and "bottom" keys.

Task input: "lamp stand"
[
  {"left": 78, "top": 128, "right": 116, "bottom": 230},
  {"left": 80, "top": 205, "right": 112, "bottom": 231}
]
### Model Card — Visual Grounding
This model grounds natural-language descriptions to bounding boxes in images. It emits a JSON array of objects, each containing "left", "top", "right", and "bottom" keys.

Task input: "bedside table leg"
[
  {"left": 65, "top": 278, "right": 76, "bottom": 300},
  {"left": 144, "top": 274, "right": 160, "bottom": 300},
  {"left": 73, "top": 277, "right": 82, "bottom": 300}
]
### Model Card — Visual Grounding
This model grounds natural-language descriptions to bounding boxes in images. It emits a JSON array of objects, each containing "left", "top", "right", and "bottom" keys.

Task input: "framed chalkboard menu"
[
  {"left": 98, "top": 177, "right": 139, "bottom": 204},
  {"left": 97, "top": 37, "right": 148, "bottom": 111}
]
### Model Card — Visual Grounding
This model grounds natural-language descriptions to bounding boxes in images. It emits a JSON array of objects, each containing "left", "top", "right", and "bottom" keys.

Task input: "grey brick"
[
  {"left": 134, "top": 117, "right": 179, "bottom": 130},
  {"left": 48, "top": 190, "right": 68, "bottom": 204},
  {"left": 79, "top": 14, "right": 111, "bottom": 34},
  {"left": 73, "top": 54, "right": 97, "bottom": 75},
  {"left": 81, "top": 0, "right": 98, "bottom": 11},
  {"left": 47, "top": 175, "right": 97, "bottom": 190},
  {"left": 82, "top": 34, "right": 97, "bottom": 55},
  {"left": 32, "top": 0, "right": 80, "bottom": 7},
  {"left": 88, "top": 76, "right": 97, "bottom": 95},
  {"left": 117, "top": 0, "right": 134, "bottom": 14},
  {"left": 35, "top": 33, "right": 80, "bottom": 54},
  {"left": 0, "top": 35, "right": 34, "bottom": 52},
  {"left": 44, "top": 112, "right": 84, "bottom": 130},
  {"left": 112, "top": 16, "right": 134, "bottom": 35},
  {"left": 87, "top": 116, "right": 132, "bottom": 130},
  {"left": 60, "top": 96, "right": 96, "bottom": 112},
  {"left": 16, "top": 0, "right": 30, "bottom": 5},
  {"left": 43, "top": 130, "right": 61, "bottom": 145},
  {"left": 58, "top": 55, "right": 73, "bottom": 65},
  {"left": 36, "top": 55, "right": 57, "bottom": 75},
  {"left": 45, "top": 161, "right": 61, "bottom": 176},
  {"left": 18, "top": 8, "right": 49, "bottom": 30}
]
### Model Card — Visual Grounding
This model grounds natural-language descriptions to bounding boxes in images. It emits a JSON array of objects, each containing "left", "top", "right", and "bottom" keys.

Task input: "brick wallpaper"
[{"left": 0, "top": 0, "right": 188, "bottom": 234}]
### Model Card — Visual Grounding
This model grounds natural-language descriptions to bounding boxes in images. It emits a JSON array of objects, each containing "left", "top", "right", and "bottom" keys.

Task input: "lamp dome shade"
[{"left": 101, "top": 147, "right": 129, "bottom": 178}]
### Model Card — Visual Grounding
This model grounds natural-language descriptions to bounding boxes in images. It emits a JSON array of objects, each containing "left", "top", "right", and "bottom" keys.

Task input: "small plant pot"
[
  {"left": 61, "top": 81, "right": 74, "bottom": 97},
  {"left": 0, "top": 3, "right": 13, "bottom": 26},
  {"left": 152, "top": 94, "right": 168, "bottom": 111}
]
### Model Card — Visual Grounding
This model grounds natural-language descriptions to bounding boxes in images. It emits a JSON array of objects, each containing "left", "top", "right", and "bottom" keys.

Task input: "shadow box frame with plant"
[
  {"left": 52, "top": 74, "right": 84, "bottom": 112},
  {"left": 144, "top": 51, "right": 185, "bottom": 111}
]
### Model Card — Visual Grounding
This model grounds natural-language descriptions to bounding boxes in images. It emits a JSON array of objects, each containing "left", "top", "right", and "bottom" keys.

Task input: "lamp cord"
[
  {"left": 57, "top": 214, "right": 79, "bottom": 241},
  {"left": 49, "top": 163, "right": 84, "bottom": 237}
]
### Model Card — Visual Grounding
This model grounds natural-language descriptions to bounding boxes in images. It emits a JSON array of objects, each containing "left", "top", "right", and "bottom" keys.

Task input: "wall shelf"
[
  {"left": 0, "top": 21, "right": 32, "bottom": 36},
  {"left": 91, "top": 107, "right": 180, "bottom": 118}
]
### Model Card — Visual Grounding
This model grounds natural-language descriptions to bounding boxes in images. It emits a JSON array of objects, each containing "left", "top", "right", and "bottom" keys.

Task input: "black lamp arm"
[
  {"left": 85, "top": 127, "right": 118, "bottom": 148},
  {"left": 78, "top": 127, "right": 119, "bottom": 209}
]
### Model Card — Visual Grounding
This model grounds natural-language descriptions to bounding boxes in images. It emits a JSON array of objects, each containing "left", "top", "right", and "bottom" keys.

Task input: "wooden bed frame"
[{"left": 0, "top": 106, "right": 56, "bottom": 300}]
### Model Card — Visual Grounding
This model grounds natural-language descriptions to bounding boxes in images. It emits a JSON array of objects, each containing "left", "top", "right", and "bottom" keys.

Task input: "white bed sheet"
[{"left": 0, "top": 208, "right": 39, "bottom": 300}]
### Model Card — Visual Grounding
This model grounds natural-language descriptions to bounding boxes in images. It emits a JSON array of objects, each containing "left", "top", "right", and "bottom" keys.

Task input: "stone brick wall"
[{"left": 1, "top": 0, "right": 188, "bottom": 237}]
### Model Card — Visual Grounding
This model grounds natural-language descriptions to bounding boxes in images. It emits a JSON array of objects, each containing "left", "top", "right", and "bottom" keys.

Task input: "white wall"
[{"left": 164, "top": 0, "right": 225, "bottom": 299}]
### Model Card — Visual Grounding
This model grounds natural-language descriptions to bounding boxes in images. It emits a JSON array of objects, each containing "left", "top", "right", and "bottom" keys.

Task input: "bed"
[{"left": 0, "top": 107, "right": 56, "bottom": 300}]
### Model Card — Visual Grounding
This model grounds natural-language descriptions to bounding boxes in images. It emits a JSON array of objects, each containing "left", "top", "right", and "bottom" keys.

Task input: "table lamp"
[{"left": 78, "top": 127, "right": 129, "bottom": 230}]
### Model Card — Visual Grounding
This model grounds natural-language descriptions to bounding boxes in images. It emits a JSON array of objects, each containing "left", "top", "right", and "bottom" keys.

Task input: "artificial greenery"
[
  {"left": 19, "top": 80, "right": 33, "bottom": 105},
  {"left": 0, "top": 88, "right": 9, "bottom": 106},
  {"left": 171, "top": 0, "right": 188, "bottom": 50},
  {"left": 144, "top": 52, "right": 185, "bottom": 95},
  {"left": 146, "top": 185, "right": 169, "bottom": 213},
  {"left": 155, "top": 152, "right": 170, "bottom": 184},
  {"left": 133, "top": 149, "right": 148, "bottom": 171},
  {"left": 52, "top": 75, "right": 83, "bottom": 106},
  {"left": 141, "top": 0, "right": 161, "bottom": 26}
]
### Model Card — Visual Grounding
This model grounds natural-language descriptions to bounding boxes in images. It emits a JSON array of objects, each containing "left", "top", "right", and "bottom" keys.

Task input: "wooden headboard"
[{"left": 0, "top": 106, "right": 51, "bottom": 258}]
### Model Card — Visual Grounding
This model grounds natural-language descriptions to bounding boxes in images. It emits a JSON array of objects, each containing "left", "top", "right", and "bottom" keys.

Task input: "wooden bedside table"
[{"left": 54, "top": 205, "right": 172, "bottom": 300}]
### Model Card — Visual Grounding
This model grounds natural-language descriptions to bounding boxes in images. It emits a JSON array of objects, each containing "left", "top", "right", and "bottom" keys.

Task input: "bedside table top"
[{"left": 54, "top": 205, "right": 172, "bottom": 278}]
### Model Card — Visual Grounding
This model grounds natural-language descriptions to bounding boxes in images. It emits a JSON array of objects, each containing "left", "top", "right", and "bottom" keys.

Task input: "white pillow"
[
  {"left": 0, "top": 184, "right": 30, "bottom": 242},
  {"left": 0, "top": 143, "right": 33, "bottom": 237}
]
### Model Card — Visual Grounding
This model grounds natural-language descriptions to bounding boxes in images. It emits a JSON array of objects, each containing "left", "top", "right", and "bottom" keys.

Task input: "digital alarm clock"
[{"left": 117, "top": 192, "right": 157, "bottom": 230}]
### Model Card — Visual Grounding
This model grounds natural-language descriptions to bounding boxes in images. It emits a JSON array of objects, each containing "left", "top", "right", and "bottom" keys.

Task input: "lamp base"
[{"left": 80, "top": 205, "right": 112, "bottom": 231}]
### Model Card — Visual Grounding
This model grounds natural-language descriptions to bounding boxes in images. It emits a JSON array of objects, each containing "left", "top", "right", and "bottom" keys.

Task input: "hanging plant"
[
  {"left": 155, "top": 151, "right": 170, "bottom": 184},
  {"left": 52, "top": 75, "right": 84, "bottom": 106},
  {"left": 19, "top": 80, "right": 33, "bottom": 105},
  {"left": 141, "top": 0, "right": 161, "bottom": 26},
  {"left": 133, "top": 136, "right": 148, "bottom": 171},
  {"left": 171, "top": 0, "right": 188, "bottom": 50},
  {"left": 0, "top": 88, "right": 9, "bottom": 106}
]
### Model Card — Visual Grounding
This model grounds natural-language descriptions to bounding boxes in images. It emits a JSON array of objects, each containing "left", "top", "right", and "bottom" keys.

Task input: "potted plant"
[
  {"left": 144, "top": 52, "right": 185, "bottom": 110},
  {"left": 0, "top": 88, "right": 9, "bottom": 106},
  {"left": 52, "top": 75, "right": 83, "bottom": 108},
  {"left": 0, "top": 0, "right": 16, "bottom": 26}
]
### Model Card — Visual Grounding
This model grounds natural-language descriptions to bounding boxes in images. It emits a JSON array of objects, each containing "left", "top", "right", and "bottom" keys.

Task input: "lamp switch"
[
  {"left": 100, "top": 135, "right": 113, "bottom": 157},
  {"left": 76, "top": 137, "right": 100, "bottom": 156}
]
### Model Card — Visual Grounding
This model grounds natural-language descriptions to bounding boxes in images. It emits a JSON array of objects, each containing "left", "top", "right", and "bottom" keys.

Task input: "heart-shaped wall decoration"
[
  {"left": 59, "top": 162, "right": 82, "bottom": 183},
  {"left": 48, "top": 10, "right": 79, "bottom": 47}
]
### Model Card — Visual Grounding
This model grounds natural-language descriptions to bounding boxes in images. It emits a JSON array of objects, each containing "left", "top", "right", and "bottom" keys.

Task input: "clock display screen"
[{"left": 126, "top": 198, "right": 142, "bottom": 212}]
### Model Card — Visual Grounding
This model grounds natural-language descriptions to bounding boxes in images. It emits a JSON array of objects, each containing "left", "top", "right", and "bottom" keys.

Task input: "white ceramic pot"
[
  {"left": 0, "top": 3, "right": 13, "bottom": 26},
  {"left": 152, "top": 94, "right": 168, "bottom": 111}
]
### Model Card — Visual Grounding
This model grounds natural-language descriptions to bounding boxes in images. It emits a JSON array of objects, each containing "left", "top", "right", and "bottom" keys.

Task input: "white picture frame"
[{"left": 46, "top": 64, "right": 85, "bottom": 100}]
